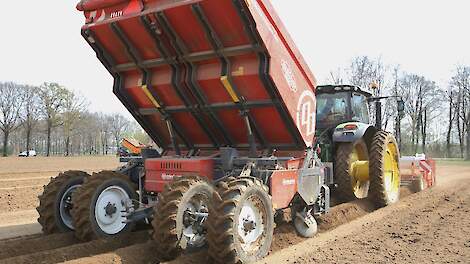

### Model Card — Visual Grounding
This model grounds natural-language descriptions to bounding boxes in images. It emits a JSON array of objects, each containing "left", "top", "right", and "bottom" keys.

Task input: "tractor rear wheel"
[
  {"left": 152, "top": 176, "right": 214, "bottom": 262},
  {"left": 37, "top": 171, "right": 89, "bottom": 234},
  {"left": 208, "top": 177, "right": 274, "bottom": 264},
  {"left": 71, "top": 171, "right": 138, "bottom": 241},
  {"left": 335, "top": 139, "right": 370, "bottom": 202},
  {"left": 369, "top": 131, "right": 401, "bottom": 208}
]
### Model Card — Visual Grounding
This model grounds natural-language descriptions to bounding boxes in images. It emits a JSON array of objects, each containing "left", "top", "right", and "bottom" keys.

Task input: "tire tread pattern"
[
  {"left": 207, "top": 177, "right": 270, "bottom": 264},
  {"left": 369, "top": 131, "right": 400, "bottom": 208},
  {"left": 71, "top": 171, "right": 136, "bottom": 241},
  {"left": 335, "top": 143, "right": 357, "bottom": 202},
  {"left": 37, "top": 170, "right": 89, "bottom": 234},
  {"left": 152, "top": 175, "right": 209, "bottom": 262}
]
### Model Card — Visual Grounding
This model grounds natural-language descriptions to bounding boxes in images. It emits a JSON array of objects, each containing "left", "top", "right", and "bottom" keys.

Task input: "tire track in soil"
[
  {"left": 60, "top": 197, "right": 386, "bottom": 264},
  {"left": 0, "top": 188, "right": 413, "bottom": 263},
  {"left": 0, "top": 233, "right": 78, "bottom": 260},
  {"left": 0, "top": 231, "right": 150, "bottom": 264},
  {"left": 260, "top": 178, "right": 470, "bottom": 263},
  {"left": 0, "top": 178, "right": 50, "bottom": 189}
]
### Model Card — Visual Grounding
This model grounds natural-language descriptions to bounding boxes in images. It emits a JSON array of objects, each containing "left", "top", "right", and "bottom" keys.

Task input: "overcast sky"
[{"left": 1, "top": 0, "right": 469, "bottom": 115}]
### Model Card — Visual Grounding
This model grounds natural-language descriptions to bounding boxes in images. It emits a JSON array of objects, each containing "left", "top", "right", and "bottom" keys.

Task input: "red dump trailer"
[
  {"left": 38, "top": 1, "right": 329, "bottom": 263},
  {"left": 77, "top": 0, "right": 318, "bottom": 152}
]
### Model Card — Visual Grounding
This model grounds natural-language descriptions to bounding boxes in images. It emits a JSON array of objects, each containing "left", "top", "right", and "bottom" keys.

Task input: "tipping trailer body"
[
  {"left": 73, "top": 3, "right": 329, "bottom": 256},
  {"left": 78, "top": 0, "right": 318, "bottom": 152}
]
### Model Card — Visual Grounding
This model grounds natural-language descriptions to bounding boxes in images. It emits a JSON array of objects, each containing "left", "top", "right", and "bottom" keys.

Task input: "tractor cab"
[{"left": 315, "top": 85, "right": 371, "bottom": 130}]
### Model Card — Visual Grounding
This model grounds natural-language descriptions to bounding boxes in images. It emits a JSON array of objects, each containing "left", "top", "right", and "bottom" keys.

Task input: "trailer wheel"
[
  {"left": 291, "top": 204, "right": 318, "bottom": 238},
  {"left": 208, "top": 177, "right": 274, "bottom": 264},
  {"left": 152, "top": 176, "right": 214, "bottom": 262},
  {"left": 411, "top": 176, "right": 425, "bottom": 193},
  {"left": 335, "top": 139, "right": 370, "bottom": 201},
  {"left": 369, "top": 131, "right": 401, "bottom": 208},
  {"left": 37, "top": 171, "right": 89, "bottom": 234},
  {"left": 71, "top": 171, "right": 138, "bottom": 241}
]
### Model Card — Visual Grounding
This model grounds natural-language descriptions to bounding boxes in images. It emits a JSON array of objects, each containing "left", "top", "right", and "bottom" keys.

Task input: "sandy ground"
[
  {"left": 260, "top": 164, "right": 470, "bottom": 264},
  {"left": 0, "top": 159, "right": 468, "bottom": 264},
  {"left": 0, "top": 156, "right": 119, "bottom": 213}
]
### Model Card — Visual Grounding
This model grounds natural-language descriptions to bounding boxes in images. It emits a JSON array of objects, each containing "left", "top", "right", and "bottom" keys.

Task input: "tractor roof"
[{"left": 316, "top": 85, "right": 372, "bottom": 97}]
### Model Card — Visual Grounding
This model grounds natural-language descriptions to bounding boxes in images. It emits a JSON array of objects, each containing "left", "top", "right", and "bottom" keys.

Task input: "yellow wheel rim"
[
  {"left": 383, "top": 142, "right": 400, "bottom": 202},
  {"left": 349, "top": 143, "right": 369, "bottom": 199}
]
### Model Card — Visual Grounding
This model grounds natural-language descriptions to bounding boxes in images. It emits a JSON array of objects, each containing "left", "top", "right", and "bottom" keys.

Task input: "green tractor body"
[{"left": 316, "top": 85, "right": 402, "bottom": 207}]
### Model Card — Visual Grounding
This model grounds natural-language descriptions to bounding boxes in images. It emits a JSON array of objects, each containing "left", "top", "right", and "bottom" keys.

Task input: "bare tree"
[
  {"left": 62, "top": 91, "right": 88, "bottom": 156},
  {"left": 38, "top": 82, "right": 69, "bottom": 156},
  {"left": 98, "top": 114, "right": 112, "bottom": 155},
  {"left": 109, "top": 113, "right": 130, "bottom": 149},
  {"left": 348, "top": 56, "right": 387, "bottom": 95},
  {"left": 398, "top": 74, "right": 440, "bottom": 154},
  {"left": 22, "top": 85, "right": 41, "bottom": 156},
  {"left": 0, "top": 82, "right": 25, "bottom": 156},
  {"left": 328, "top": 67, "right": 345, "bottom": 85},
  {"left": 445, "top": 89, "right": 457, "bottom": 158},
  {"left": 451, "top": 65, "right": 470, "bottom": 160}
]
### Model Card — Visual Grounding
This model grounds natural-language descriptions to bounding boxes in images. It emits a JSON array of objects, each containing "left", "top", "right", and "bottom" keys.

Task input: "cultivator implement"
[{"left": 400, "top": 155, "right": 436, "bottom": 192}]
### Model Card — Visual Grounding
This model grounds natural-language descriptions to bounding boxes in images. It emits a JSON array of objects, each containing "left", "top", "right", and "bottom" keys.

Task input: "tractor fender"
[{"left": 332, "top": 122, "right": 377, "bottom": 144}]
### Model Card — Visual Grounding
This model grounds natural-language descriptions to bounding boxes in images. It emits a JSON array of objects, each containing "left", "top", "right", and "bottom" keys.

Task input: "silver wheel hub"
[
  {"left": 95, "top": 186, "right": 130, "bottom": 235},
  {"left": 182, "top": 201, "right": 208, "bottom": 248},
  {"left": 59, "top": 184, "right": 80, "bottom": 230},
  {"left": 238, "top": 200, "right": 264, "bottom": 252}
]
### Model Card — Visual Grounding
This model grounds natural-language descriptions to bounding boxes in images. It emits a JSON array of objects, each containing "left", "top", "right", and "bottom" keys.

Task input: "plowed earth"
[{"left": 0, "top": 157, "right": 468, "bottom": 264}]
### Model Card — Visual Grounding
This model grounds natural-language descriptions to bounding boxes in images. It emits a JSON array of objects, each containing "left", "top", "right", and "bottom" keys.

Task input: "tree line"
[
  {"left": 2, "top": 58, "right": 469, "bottom": 160},
  {"left": 0, "top": 82, "right": 149, "bottom": 157},
  {"left": 329, "top": 56, "right": 470, "bottom": 160}
]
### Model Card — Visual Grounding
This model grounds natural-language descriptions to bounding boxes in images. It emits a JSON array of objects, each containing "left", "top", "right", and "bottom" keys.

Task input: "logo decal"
[
  {"left": 252, "top": 0, "right": 279, "bottom": 42},
  {"left": 110, "top": 10, "right": 123, "bottom": 19},
  {"left": 282, "top": 179, "right": 296, "bottom": 186},
  {"left": 297, "top": 90, "right": 316, "bottom": 146},
  {"left": 161, "top": 173, "right": 182, "bottom": 181},
  {"left": 281, "top": 60, "right": 298, "bottom": 92}
]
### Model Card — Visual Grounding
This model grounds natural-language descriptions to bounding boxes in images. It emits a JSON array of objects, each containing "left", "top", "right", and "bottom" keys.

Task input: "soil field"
[
  {"left": 0, "top": 158, "right": 468, "bottom": 264},
  {"left": 0, "top": 157, "right": 119, "bottom": 212}
]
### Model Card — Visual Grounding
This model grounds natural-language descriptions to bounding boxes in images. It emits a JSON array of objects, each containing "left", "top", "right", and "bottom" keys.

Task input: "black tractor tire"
[
  {"left": 152, "top": 176, "right": 215, "bottom": 262},
  {"left": 334, "top": 139, "right": 369, "bottom": 202},
  {"left": 207, "top": 177, "right": 274, "bottom": 264},
  {"left": 71, "top": 171, "right": 138, "bottom": 241},
  {"left": 37, "top": 171, "right": 89, "bottom": 234},
  {"left": 369, "top": 131, "right": 401, "bottom": 208}
]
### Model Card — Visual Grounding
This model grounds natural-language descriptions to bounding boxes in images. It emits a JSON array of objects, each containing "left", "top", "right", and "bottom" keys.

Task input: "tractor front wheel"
[
  {"left": 71, "top": 171, "right": 138, "bottom": 241},
  {"left": 152, "top": 176, "right": 214, "bottom": 262},
  {"left": 208, "top": 177, "right": 274, "bottom": 264},
  {"left": 335, "top": 139, "right": 370, "bottom": 202},
  {"left": 369, "top": 131, "right": 401, "bottom": 208},
  {"left": 37, "top": 171, "right": 89, "bottom": 234}
]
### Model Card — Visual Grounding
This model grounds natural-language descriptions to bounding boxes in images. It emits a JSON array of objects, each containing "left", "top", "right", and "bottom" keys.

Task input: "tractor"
[
  {"left": 36, "top": 1, "right": 402, "bottom": 263},
  {"left": 314, "top": 85, "right": 404, "bottom": 206}
]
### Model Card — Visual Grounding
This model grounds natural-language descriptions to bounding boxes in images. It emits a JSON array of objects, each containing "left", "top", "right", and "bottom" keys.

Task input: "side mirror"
[{"left": 397, "top": 99, "right": 405, "bottom": 117}]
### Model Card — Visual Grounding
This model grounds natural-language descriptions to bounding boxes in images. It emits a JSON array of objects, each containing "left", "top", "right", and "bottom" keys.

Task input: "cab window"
[
  {"left": 316, "top": 92, "right": 349, "bottom": 127},
  {"left": 351, "top": 94, "right": 369, "bottom": 123}
]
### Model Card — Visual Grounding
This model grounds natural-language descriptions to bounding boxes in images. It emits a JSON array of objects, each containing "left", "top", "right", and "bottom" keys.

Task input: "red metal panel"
[
  {"left": 77, "top": 0, "right": 128, "bottom": 11},
  {"left": 78, "top": 0, "right": 318, "bottom": 151},
  {"left": 145, "top": 158, "right": 214, "bottom": 192},
  {"left": 270, "top": 170, "right": 298, "bottom": 210},
  {"left": 246, "top": 0, "right": 317, "bottom": 147}
]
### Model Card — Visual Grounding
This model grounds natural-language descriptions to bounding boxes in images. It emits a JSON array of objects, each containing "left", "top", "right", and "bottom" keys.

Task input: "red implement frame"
[
  {"left": 400, "top": 158, "right": 436, "bottom": 189},
  {"left": 78, "top": 0, "right": 318, "bottom": 153}
]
